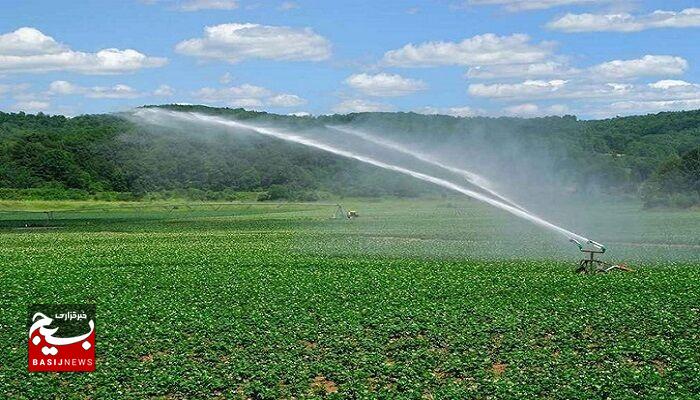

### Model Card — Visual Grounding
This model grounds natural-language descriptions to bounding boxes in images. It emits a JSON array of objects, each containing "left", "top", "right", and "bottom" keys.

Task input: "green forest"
[{"left": 1, "top": 105, "right": 699, "bottom": 207}]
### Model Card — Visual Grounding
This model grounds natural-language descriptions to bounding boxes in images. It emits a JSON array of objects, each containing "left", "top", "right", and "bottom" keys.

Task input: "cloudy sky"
[{"left": 1, "top": 0, "right": 699, "bottom": 118}]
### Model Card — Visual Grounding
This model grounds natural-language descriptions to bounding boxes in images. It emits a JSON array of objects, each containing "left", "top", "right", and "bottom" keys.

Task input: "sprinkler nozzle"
[
  {"left": 569, "top": 238, "right": 583, "bottom": 250},
  {"left": 587, "top": 240, "right": 606, "bottom": 252}
]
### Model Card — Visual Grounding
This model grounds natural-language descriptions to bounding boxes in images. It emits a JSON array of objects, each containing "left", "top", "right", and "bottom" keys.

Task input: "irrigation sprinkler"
[
  {"left": 332, "top": 204, "right": 359, "bottom": 220},
  {"left": 569, "top": 239, "right": 632, "bottom": 273}
]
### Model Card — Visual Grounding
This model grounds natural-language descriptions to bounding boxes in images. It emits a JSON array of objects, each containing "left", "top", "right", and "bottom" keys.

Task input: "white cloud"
[
  {"left": 547, "top": 104, "right": 570, "bottom": 115},
  {"left": 467, "top": 55, "right": 685, "bottom": 81},
  {"left": 0, "top": 83, "right": 31, "bottom": 96},
  {"left": 473, "top": 81, "right": 566, "bottom": 100},
  {"left": 192, "top": 83, "right": 305, "bottom": 108},
  {"left": 606, "top": 99, "right": 700, "bottom": 115},
  {"left": 466, "top": 61, "right": 579, "bottom": 79},
  {"left": 469, "top": 78, "right": 700, "bottom": 102},
  {"left": 178, "top": 0, "right": 238, "bottom": 11},
  {"left": 228, "top": 98, "right": 264, "bottom": 108},
  {"left": 344, "top": 73, "right": 427, "bottom": 97},
  {"left": 11, "top": 100, "right": 50, "bottom": 113},
  {"left": 416, "top": 106, "right": 481, "bottom": 117},
  {"left": 547, "top": 8, "right": 700, "bottom": 32},
  {"left": 0, "top": 27, "right": 65, "bottom": 56},
  {"left": 0, "top": 27, "right": 166, "bottom": 74},
  {"left": 139, "top": 0, "right": 239, "bottom": 11},
  {"left": 468, "top": 75, "right": 700, "bottom": 118},
  {"left": 606, "top": 82, "right": 632, "bottom": 92},
  {"left": 648, "top": 80, "right": 692, "bottom": 90},
  {"left": 466, "top": 0, "right": 612, "bottom": 11},
  {"left": 87, "top": 84, "right": 140, "bottom": 99},
  {"left": 469, "top": 79, "right": 568, "bottom": 98},
  {"left": 219, "top": 72, "right": 233, "bottom": 84},
  {"left": 48, "top": 80, "right": 79, "bottom": 95},
  {"left": 48, "top": 80, "right": 141, "bottom": 99},
  {"left": 332, "top": 99, "right": 394, "bottom": 113},
  {"left": 193, "top": 84, "right": 271, "bottom": 102},
  {"left": 267, "top": 94, "right": 306, "bottom": 107},
  {"left": 278, "top": 1, "right": 299, "bottom": 10},
  {"left": 503, "top": 103, "right": 569, "bottom": 117},
  {"left": 504, "top": 103, "right": 539, "bottom": 116},
  {"left": 153, "top": 84, "right": 175, "bottom": 96},
  {"left": 381, "top": 33, "right": 552, "bottom": 67},
  {"left": 589, "top": 55, "right": 687, "bottom": 79},
  {"left": 288, "top": 111, "right": 311, "bottom": 117},
  {"left": 465, "top": 55, "right": 692, "bottom": 112},
  {"left": 175, "top": 23, "right": 331, "bottom": 63}
]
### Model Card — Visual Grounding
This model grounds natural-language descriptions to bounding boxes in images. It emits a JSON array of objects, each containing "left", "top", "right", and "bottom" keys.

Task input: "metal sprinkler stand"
[
  {"left": 332, "top": 204, "right": 359, "bottom": 220},
  {"left": 569, "top": 239, "right": 632, "bottom": 273}
]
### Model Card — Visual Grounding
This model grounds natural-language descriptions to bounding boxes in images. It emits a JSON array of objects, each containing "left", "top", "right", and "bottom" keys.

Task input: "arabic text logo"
[{"left": 28, "top": 304, "right": 95, "bottom": 372}]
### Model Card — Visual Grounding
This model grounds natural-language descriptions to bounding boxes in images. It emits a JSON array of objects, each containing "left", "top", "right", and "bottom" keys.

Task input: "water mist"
[
  {"left": 327, "top": 125, "right": 526, "bottom": 211},
  {"left": 130, "top": 108, "right": 593, "bottom": 244}
]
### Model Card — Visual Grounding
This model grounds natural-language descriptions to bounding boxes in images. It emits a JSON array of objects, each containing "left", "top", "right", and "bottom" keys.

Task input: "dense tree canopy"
[
  {"left": 641, "top": 146, "right": 700, "bottom": 208},
  {"left": 0, "top": 106, "right": 699, "bottom": 206}
]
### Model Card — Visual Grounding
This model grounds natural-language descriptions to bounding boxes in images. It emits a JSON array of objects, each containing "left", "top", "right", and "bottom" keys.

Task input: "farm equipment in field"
[
  {"left": 332, "top": 205, "right": 359, "bottom": 220},
  {"left": 570, "top": 239, "right": 633, "bottom": 273}
]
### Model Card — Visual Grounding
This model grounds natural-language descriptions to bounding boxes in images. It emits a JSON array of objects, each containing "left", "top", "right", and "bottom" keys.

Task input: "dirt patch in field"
[
  {"left": 653, "top": 359, "right": 667, "bottom": 376},
  {"left": 491, "top": 363, "right": 507, "bottom": 376},
  {"left": 311, "top": 375, "right": 338, "bottom": 394},
  {"left": 300, "top": 340, "right": 317, "bottom": 350}
]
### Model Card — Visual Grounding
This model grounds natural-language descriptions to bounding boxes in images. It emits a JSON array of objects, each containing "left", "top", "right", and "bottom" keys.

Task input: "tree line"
[{"left": 0, "top": 105, "right": 698, "bottom": 207}]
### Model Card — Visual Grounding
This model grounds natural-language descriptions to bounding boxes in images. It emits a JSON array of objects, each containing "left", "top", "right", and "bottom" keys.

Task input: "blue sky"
[{"left": 0, "top": 0, "right": 699, "bottom": 118}]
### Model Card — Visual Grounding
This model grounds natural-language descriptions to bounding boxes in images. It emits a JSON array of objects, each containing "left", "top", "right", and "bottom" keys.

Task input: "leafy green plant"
[{"left": 0, "top": 198, "right": 698, "bottom": 398}]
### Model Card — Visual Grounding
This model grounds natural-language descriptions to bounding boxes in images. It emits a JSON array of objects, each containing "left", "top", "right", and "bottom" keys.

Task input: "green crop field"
[{"left": 1, "top": 198, "right": 698, "bottom": 399}]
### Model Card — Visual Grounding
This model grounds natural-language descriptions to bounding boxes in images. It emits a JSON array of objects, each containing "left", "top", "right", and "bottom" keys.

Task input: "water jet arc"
[
  {"left": 327, "top": 125, "right": 526, "bottom": 211},
  {"left": 132, "top": 108, "right": 593, "bottom": 244}
]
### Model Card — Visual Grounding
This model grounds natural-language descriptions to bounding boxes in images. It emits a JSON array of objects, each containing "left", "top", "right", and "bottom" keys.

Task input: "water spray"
[
  {"left": 327, "top": 125, "right": 526, "bottom": 211},
  {"left": 131, "top": 108, "right": 628, "bottom": 271},
  {"left": 325, "top": 125, "right": 630, "bottom": 272}
]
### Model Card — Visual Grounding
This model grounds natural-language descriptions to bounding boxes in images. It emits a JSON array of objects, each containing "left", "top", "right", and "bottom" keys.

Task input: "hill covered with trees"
[{"left": 1, "top": 105, "right": 699, "bottom": 207}]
